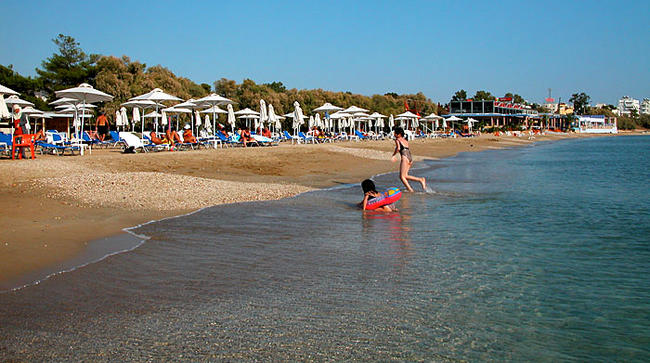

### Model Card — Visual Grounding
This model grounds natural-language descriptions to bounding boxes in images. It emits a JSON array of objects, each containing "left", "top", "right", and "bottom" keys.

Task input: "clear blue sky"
[{"left": 1, "top": 0, "right": 648, "bottom": 105}]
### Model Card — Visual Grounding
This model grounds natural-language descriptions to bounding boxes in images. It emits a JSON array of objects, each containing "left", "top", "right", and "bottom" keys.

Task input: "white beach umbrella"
[
  {"left": 200, "top": 105, "right": 227, "bottom": 114},
  {"left": 133, "top": 107, "right": 141, "bottom": 125},
  {"left": 267, "top": 103, "right": 278, "bottom": 133},
  {"left": 0, "top": 83, "right": 19, "bottom": 96},
  {"left": 120, "top": 107, "right": 128, "bottom": 130},
  {"left": 227, "top": 103, "right": 236, "bottom": 132},
  {"left": 115, "top": 110, "right": 122, "bottom": 127},
  {"left": 131, "top": 88, "right": 181, "bottom": 134},
  {"left": 342, "top": 105, "right": 369, "bottom": 114},
  {"left": 293, "top": 101, "right": 304, "bottom": 134},
  {"left": 161, "top": 110, "right": 168, "bottom": 126},
  {"left": 234, "top": 107, "right": 260, "bottom": 116},
  {"left": 5, "top": 95, "right": 34, "bottom": 107},
  {"left": 259, "top": 99, "right": 267, "bottom": 133},
  {"left": 308, "top": 115, "right": 314, "bottom": 129},
  {"left": 389, "top": 114, "right": 395, "bottom": 129},
  {"left": 315, "top": 113, "right": 321, "bottom": 129},
  {"left": 313, "top": 102, "right": 343, "bottom": 113},
  {"left": 55, "top": 83, "right": 113, "bottom": 154},
  {"left": 0, "top": 96, "right": 10, "bottom": 119},
  {"left": 194, "top": 93, "right": 235, "bottom": 134},
  {"left": 203, "top": 114, "right": 210, "bottom": 128},
  {"left": 50, "top": 97, "right": 79, "bottom": 106}
]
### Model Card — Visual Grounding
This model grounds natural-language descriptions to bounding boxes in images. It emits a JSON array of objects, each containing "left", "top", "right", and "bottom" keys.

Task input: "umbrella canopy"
[
  {"left": 50, "top": 97, "right": 79, "bottom": 106},
  {"left": 313, "top": 102, "right": 343, "bottom": 113},
  {"left": 0, "top": 83, "right": 19, "bottom": 96},
  {"left": 133, "top": 107, "right": 141, "bottom": 123},
  {"left": 55, "top": 83, "right": 113, "bottom": 104},
  {"left": 164, "top": 106, "right": 192, "bottom": 114},
  {"left": 423, "top": 112, "right": 443, "bottom": 120},
  {"left": 175, "top": 99, "right": 199, "bottom": 109},
  {"left": 194, "top": 93, "right": 235, "bottom": 107},
  {"left": 55, "top": 103, "right": 96, "bottom": 110},
  {"left": 200, "top": 105, "right": 227, "bottom": 114},
  {"left": 389, "top": 114, "right": 395, "bottom": 128},
  {"left": 21, "top": 106, "right": 44, "bottom": 116},
  {"left": 446, "top": 115, "right": 463, "bottom": 122},
  {"left": 121, "top": 99, "right": 164, "bottom": 108},
  {"left": 131, "top": 88, "right": 181, "bottom": 102},
  {"left": 234, "top": 107, "right": 260, "bottom": 116},
  {"left": 5, "top": 95, "right": 34, "bottom": 107},
  {"left": 315, "top": 113, "right": 321, "bottom": 128},
  {"left": 329, "top": 111, "right": 350, "bottom": 119},
  {"left": 342, "top": 105, "right": 369, "bottom": 113},
  {"left": 369, "top": 112, "right": 387, "bottom": 119},
  {"left": 144, "top": 111, "right": 163, "bottom": 118},
  {"left": 396, "top": 111, "right": 420, "bottom": 119},
  {"left": 237, "top": 114, "right": 260, "bottom": 119}
]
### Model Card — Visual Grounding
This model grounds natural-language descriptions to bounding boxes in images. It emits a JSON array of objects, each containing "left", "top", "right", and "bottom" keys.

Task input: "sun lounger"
[
  {"left": 298, "top": 132, "right": 315, "bottom": 144},
  {"left": 37, "top": 141, "right": 81, "bottom": 155},
  {"left": 252, "top": 134, "right": 278, "bottom": 146},
  {"left": 283, "top": 131, "right": 303, "bottom": 144},
  {"left": 354, "top": 130, "right": 369, "bottom": 141}
]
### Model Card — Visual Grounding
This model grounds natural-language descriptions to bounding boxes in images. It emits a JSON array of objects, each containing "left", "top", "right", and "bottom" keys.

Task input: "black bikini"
[{"left": 399, "top": 140, "right": 413, "bottom": 162}]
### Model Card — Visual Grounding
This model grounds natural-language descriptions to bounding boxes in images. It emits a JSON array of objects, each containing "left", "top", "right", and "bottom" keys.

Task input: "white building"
[
  {"left": 641, "top": 98, "right": 650, "bottom": 115},
  {"left": 617, "top": 96, "right": 640, "bottom": 115}
]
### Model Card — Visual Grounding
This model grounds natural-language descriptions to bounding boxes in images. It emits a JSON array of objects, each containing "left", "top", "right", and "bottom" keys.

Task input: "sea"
[{"left": 1, "top": 135, "right": 649, "bottom": 361}]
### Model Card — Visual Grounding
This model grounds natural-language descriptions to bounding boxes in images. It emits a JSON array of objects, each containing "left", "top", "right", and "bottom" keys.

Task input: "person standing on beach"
[
  {"left": 95, "top": 111, "right": 109, "bottom": 141},
  {"left": 12, "top": 105, "right": 27, "bottom": 159},
  {"left": 391, "top": 127, "right": 426, "bottom": 192}
]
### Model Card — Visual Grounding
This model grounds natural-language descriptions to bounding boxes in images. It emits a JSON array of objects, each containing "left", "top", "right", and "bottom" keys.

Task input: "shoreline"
[{"left": 0, "top": 132, "right": 641, "bottom": 288}]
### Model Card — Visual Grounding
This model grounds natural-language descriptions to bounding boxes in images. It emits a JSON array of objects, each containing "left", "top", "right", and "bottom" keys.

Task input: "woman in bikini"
[{"left": 391, "top": 127, "right": 426, "bottom": 192}]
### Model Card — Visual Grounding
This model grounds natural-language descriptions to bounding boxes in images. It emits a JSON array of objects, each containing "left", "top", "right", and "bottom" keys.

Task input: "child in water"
[{"left": 359, "top": 179, "right": 395, "bottom": 212}]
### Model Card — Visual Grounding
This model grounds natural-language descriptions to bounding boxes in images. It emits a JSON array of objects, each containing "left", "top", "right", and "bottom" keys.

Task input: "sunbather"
[
  {"left": 149, "top": 131, "right": 169, "bottom": 145},
  {"left": 182, "top": 124, "right": 197, "bottom": 144},
  {"left": 166, "top": 127, "right": 183, "bottom": 144},
  {"left": 241, "top": 127, "right": 254, "bottom": 147}
]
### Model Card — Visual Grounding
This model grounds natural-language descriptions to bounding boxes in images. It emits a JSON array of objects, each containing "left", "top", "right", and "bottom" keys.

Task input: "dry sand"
[{"left": 0, "top": 132, "right": 619, "bottom": 284}]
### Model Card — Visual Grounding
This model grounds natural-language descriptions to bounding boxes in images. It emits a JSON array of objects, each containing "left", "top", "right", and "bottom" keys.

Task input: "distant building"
[
  {"left": 617, "top": 96, "right": 640, "bottom": 115},
  {"left": 34, "top": 90, "right": 48, "bottom": 102},
  {"left": 640, "top": 98, "right": 650, "bottom": 115}
]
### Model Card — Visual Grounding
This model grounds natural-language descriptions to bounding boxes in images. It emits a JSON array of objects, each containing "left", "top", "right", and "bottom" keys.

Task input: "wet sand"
[{"left": 0, "top": 132, "right": 622, "bottom": 284}]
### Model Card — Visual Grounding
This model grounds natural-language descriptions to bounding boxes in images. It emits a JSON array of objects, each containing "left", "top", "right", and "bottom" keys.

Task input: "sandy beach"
[{"left": 0, "top": 132, "right": 621, "bottom": 285}]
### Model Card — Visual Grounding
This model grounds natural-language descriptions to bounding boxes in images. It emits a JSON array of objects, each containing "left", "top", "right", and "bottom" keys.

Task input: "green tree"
[
  {"left": 504, "top": 92, "right": 525, "bottom": 104},
  {"left": 0, "top": 64, "right": 48, "bottom": 110},
  {"left": 472, "top": 90, "right": 495, "bottom": 101},
  {"left": 451, "top": 89, "right": 467, "bottom": 101},
  {"left": 36, "top": 34, "right": 99, "bottom": 96},
  {"left": 569, "top": 92, "right": 590, "bottom": 115}
]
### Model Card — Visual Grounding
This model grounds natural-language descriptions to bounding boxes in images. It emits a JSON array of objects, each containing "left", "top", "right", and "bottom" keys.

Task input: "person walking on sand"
[
  {"left": 391, "top": 127, "right": 426, "bottom": 192},
  {"left": 95, "top": 111, "right": 109, "bottom": 141}
]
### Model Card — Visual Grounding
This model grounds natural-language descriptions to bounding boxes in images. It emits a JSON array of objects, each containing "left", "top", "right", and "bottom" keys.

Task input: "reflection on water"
[{"left": 1, "top": 136, "right": 649, "bottom": 361}]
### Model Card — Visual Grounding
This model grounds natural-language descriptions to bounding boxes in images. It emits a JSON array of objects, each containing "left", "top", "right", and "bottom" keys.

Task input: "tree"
[
  {"left": 35, "top": 34, "right": 98, "bottom": 96},
  {"left": 451, "top": 89, "right": 467, "bottom": 101},
  {"left": 569, "top": 92, "right": 590, "bottom": 115},
  {"left": 504, "top": 92, "right": 525, "bottom": 104},
  {"left": 0, "top": 64, "right": 48, "bottom": 110},
  {"left": 472, "top": 90, "right": 495, "bottom": 101}
]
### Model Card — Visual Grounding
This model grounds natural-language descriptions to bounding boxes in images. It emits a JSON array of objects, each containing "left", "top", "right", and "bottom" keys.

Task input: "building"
[
  {"left": 617, "top": 96, "right": 640, "bottom": 115},
  {"left": 641, "top": 98, "right": 650, "bottom": 115},
  {"left": 447, "top": 98, "right": 544, "bottom": 129},
  {"left": 575, "top": 115, "right": 617, "bottom": 134}
]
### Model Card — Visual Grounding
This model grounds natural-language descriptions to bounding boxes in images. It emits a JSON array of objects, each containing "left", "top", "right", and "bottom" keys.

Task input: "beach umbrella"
[
  {"left": 194, "top": 93, "right": 235, "bottom": 134},
  {"left": 227, "top": 104, "right": 236, "bottom": 132},
  {"left": 292, "top": 101, "right": 304, "bottom": 135},
  {"left": 0, "top": 96, "right": 10, "bottom": 119},
  {"left": 120, "top": 107, "right": 128, "bottom": 131},
  {"left": 200, "top": 105, "right": 227, "bottom": 114},
  {"left": 267, "top": 103, "right": 278, "bottom": 133},
  {"left": 342, "top": 105, "right": 369, "bottom": 114},
  {"left": 308, "top": 115, "right": 314, "bottom": 129},
  {"left": 5, "top": 95, "right": 34, "bottom": 107},
  {"left": 21, "top": 106, "right": 44, "bottom": 132},
  {"left": 115, "top": 110, "right": 122, "bottom": 128},
  {"left": 313, "top": 102, "right": 343, "bottom": 113},
  {"left": 259, "top": 99, "right": 267, "bottom": 133},
  {"left": 315, "top": 113, "right": 321, "bottom": 129},
  {"left": 55, "top": 83, "right": 113, "bottom": 154},
  {"left": 0, "top": 83, "right": 19, "bottom": 96},
  {"left": 131, "top": 88, "right": 181, "bottom": 134}
]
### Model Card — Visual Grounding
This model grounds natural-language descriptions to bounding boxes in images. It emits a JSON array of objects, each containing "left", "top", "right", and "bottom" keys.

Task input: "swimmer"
[{"left": 359, "top": 179, "right": 394, "bottom": 212}]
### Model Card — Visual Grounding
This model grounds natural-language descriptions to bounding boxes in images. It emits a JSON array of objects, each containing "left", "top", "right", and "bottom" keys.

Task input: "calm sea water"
[{"left": 1, "top": 136, "right": 649, "bottom": 361}]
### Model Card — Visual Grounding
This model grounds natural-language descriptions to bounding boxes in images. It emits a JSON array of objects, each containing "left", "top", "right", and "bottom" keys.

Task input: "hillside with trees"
[{"left": 2, "top": 34, "right": 441, "bottom": 125}]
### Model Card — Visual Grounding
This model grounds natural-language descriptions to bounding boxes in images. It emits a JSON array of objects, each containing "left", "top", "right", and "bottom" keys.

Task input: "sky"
[{"left": 1, "top": 0, "right": 648, "bottom": 105}]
